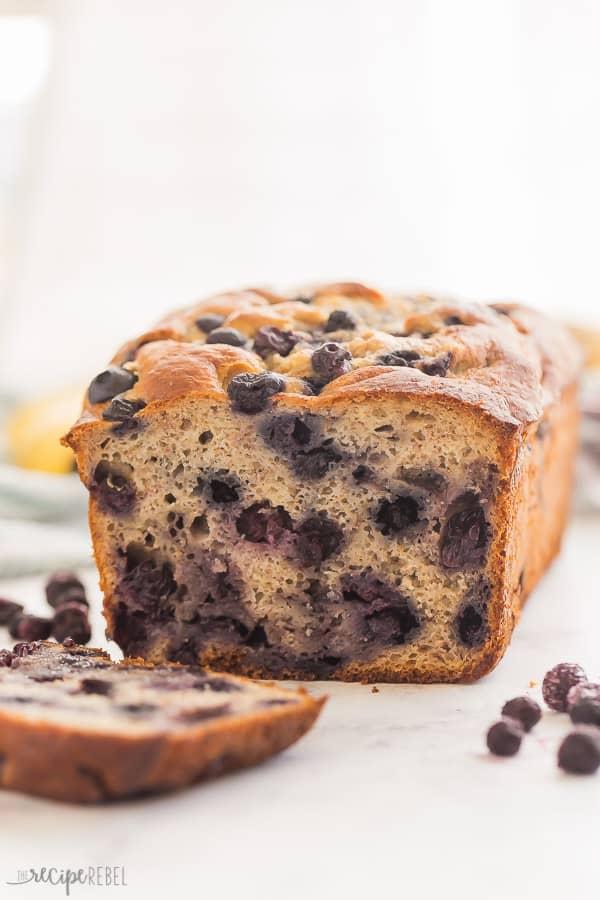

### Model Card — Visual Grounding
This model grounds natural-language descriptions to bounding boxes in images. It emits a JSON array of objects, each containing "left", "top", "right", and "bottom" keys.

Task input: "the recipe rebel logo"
[{"left": 6, "top": 867, "right": 128, "bottom": 895}]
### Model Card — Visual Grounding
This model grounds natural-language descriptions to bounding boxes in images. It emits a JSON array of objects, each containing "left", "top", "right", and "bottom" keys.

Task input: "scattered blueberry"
[
  {"left": 486, "top": 718, "right": 524, "bottom": 756},
  {"left": 52, "top": 602, "right": 92, "bottom": 645},
  {"left": 45, "top": 571, "right": 86, "bottom": 608},
  {"left": 196, "top": 313, "right": 226, "bottom": 333},
  {"left": 324, "top": 309, "right": 357, "bottom": 332},
  {"left": 375, "top": 495, "right": 419, "bottom": 536},
  {"left": 253, "top": 326, "right": 299, "bottom": 358},
  {"left": 501, "top": 696, "right": 542, "bottom": 732},
  {"left": 227, "top": 372, "right": 285, "bottom": 413},
  {"left": 0, "top": 598, "right": 24, "bottom": 626},
  {"left": 455, "top": 600, "right": 488, "bottom": 648},
  {"left": 102, "top": 397, "right": 146, "bottom": 422},
  {"left": 566, "top": 683, "right": 600, "bottom": 725},
  {"left": 558, "top": 727, "right": 600, "bottom": 775},
  {"left": 311, "top": 342, "right": 352, "bottom": 382},
  {"left": 542, "top": 663, "right": 587, "bottom": 712},
  {"left": 9, "top": 615, "right": 53, "bottom": 642},
  {"left": 88, "top": 365, "right": 138, "bottom": 405},
  {"left": 205, "top": 327, "right": 248, "bottom": 347},
  {"left": 440, "top": 492, "right": 488, "bottom": 569}
]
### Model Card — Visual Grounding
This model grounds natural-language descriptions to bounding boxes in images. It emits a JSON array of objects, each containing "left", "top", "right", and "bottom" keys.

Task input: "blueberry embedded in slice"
[
  {"left": 79, "top": 678, "right": 113, "bottom": 696},
  {"left": 293, "top": 445, "right": 343, "bottom": 480},
  {"left": 196, "top": 313, "right": 226, "bottom": 333},
  {"left": 375, "top": 495, "right": 419, "bottom": 536},
  {"left": 352, "top": 465, "right": 374, "bottom": 484},
  {"left": 208, "top": 477, "right": 240, "bottom": 503},
  {"left": 341, "top": 573, "right": 421, "bottom": 647},
  {"left": 295, "top": 513, "right": 344, "bottom": 566},
  {"left": 93, "top": 461, "right": 137, "bottom": 515},
  {"left": 311, "top": 342, "right": 352, "bottom": 382},
  {"left": 260, "top": 413, "right": 319, "bottom": 453},
  {"left": 236, "top": 502, "right": 293, "bottom": 543},
  {"left": 365, "top": 604, "right": 420, "bottom": 646},
  {"left": 88, "top": 365, "right": 138, "bottom": 405},
  {"left": 253, "top": 326, "right": 299, "bottom": 358},
  {"left": 439, "top": 492, "right": 488, "bottom": 569},
  {"left": 324, "top": 310, "right": 357, "bottom": 332},
  {"left": 205, "top": 327, "right": 248, "bottom": 347},
  {"left": 227, "top": 372, "right": 285, "bottom": 413}
]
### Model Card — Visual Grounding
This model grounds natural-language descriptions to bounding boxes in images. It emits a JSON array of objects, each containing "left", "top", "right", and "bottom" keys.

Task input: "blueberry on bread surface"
[
  {"left": 0, "top": 641, "right": 323, "bottom": 803},
  {"left": 64, "top": 284, "right": 581, "bottom": 683}
]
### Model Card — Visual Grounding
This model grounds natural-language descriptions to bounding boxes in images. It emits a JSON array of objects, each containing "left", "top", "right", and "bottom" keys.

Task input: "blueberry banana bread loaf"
[
  {"left": 65, "top": 283, "right": 581, "bottom": 682},
  {"left": 0, "top": 640, "right": 323, "bottom": 802}
]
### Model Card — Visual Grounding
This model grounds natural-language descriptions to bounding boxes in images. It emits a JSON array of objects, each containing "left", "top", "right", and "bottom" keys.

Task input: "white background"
[{"left": 1, "top": 0, "right": 600, "bottom": 394}]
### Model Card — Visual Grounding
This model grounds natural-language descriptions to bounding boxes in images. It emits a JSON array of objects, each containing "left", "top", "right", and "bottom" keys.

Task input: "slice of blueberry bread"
[
  {"left": 0, "top": 641, "right": 324, "bottom": 803},
  {"left": 65, "top": 283, "right": 581, "bottom": 682}
]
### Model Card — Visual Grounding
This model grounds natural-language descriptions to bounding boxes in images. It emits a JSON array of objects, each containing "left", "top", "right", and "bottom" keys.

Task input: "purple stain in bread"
[
  {"left": 375, "top": 495, "right": 419, "bottom": 536},
  {"left": 236, "top": 502, "right": 294, "bottom": 544},
  {"left": 295, "top": 513, "right": 344, "bottom": 566},
  {"left": 440, "top": 492, "right": 488, "bottom": 569}
]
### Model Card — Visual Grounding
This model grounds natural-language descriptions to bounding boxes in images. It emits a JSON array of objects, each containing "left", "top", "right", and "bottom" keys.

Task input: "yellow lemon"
[{"left": 7, "top": 386, "right": 84, "bottom": 474}]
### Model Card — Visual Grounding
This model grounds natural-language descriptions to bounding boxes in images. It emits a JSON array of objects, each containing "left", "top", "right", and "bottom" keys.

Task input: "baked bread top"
[{"left": 67, "top": 283, "right": 581, "bottom": 447}]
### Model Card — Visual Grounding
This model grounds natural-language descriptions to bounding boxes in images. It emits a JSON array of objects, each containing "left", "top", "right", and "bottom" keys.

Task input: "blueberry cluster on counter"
[
  {"left": 0, "top": 572, "right": 92, "bottom": 646},
  {"left": 486, "top": 662, "right": 600, "bottom": 775}
]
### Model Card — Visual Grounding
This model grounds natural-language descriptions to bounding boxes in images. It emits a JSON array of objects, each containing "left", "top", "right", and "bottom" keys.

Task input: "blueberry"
[
  {"left": 9, "top": 614, "right": 53, "bottom": 642},
  {"left": 52, "top": 602, "right": 92, "bottom": 645},
  {"left": 341, "top": 574, "right": 420, "bottom": 646},
  {"left": 196, "top": 313, "right": 226, "bottom": 333},
  {"left": 0, "top": 598, "right": 24, "bottom": 626},
  {"left": 568, "top": 683, "right": 600, "bottom": 725},
  {"left": 112, "top": 603, "right": 149, "bottom": 654},
  {"left": 293, "top": 445, "right": 342, "bottom": 480},
  {"left": 80, "top": 678, "right": 112, "bottom": 696},
  {"left": 93, "top": 462, "right": 137, "bottom": 514},
  {"left": 311, "top": 342, "right": 352, "bottom": 382},
  {"left": 418, "top": 352, "right": 452, "bottom": 377},
  {"left": 558, "top": 727, "right": 600, "bottom": 775},
  {"left": 366, "top": 604, "right": 420, "bottom": 646},
  {"left": 378, "top": 349, "right": 421, "bottom": 367},
  {"left": 236, "top": 502, "right": 293, "bottom": 543},
  {"left": 440, "top": 492, "right": 488, "bottom": 569},
  {"left": 295, "top": 513, "right": 344, "bottom": 566},
  {"left": 501, "top": 696, "right": 542, "bottom": 732},
  {"left": 120, "top": 550, "right": 177, "bottom": 618},
  {"left": 45, "top": 571, "right": 86, "bottom": 608},
  {"left": 324, "top": 310, "right": 357, "bottom": 332},
  {"left": 253, "top": 326, "right": 299, "bottom": 358},
  {"left": 352, "top": 465, "right": 374, "bottom": 483},
  {"left": 444, "top": 315, "right": 464, "bottom": 326},
  {"left": 543, "top": 663, "right": 588, "bottom": 712},
  {"left": 455, "top": 602, "right": 488, "bottom": 648},
  {"left": 260, "top": 414, "right": 318, "bottom": 452},
  {"left": 486, "top": 718, "right": 523, "bottom": 756},
  {"left": 205, "top": 327, "right": 248, "bottom": 347},
  {"left": 209, "top": 477, "right": 240, "bottom": 503},
  {"left": 227, "top": 372, "right": 285, "bottom": 413},
  {"left": 102, "top": 397, "right": 146, "bottom": 422},
  {"left": 375, "top": 495, "right": 419, "bottom": 536},
  {"left": 88, "top": 365, "right": 138, "bottom": 405}
]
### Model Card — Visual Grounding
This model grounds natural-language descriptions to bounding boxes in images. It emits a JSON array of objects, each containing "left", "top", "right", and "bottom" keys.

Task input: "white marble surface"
[{"left": 1, "top": 517, "right": 600, "bottom": 900}]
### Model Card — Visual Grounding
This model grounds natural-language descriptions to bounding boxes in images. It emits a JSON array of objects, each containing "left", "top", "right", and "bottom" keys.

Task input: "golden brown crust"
[
  {"left": 0, "top": 643, "right": 325, "bottom": 804},
  {"left": 63, "top": 284, "right": 581, "bottom": 685},
  {"left": 65, "top": 285, "right": 582, "bottom": 447}
]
